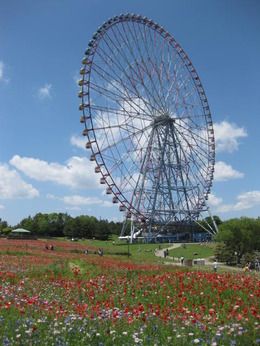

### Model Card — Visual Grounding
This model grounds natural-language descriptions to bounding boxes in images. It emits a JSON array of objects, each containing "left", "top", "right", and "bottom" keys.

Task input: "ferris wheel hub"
[{"left": 153, "top": 114, "right": 173, "bottom": 127}]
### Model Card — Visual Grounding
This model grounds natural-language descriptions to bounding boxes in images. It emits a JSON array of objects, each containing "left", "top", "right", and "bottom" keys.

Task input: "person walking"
[{"left": 213, "top": 260, "right": 218, "bottom": 272}]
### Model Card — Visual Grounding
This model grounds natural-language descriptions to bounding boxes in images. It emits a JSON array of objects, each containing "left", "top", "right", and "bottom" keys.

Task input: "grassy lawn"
[
  {"left": 169, "top": 243, "right": 216, "bottom": 260},
  {"left": 49, "top": 237, "right": 170, "bottom": 263},
  {"left": 50, "top": 238, "right": 217, "bottom": 263},
  {"left": 81, "top": 238, "right": 169, "bottom": 263}
]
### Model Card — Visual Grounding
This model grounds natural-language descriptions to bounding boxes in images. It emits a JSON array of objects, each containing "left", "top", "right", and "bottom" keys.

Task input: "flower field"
[{"left": 0, "top": 239, "right": 259, "bottom": 345}]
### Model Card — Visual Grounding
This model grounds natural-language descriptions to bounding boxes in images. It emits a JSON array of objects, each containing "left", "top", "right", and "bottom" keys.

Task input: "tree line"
[{"left": 0, "top": 213, "right": 121, "bottom": 240}]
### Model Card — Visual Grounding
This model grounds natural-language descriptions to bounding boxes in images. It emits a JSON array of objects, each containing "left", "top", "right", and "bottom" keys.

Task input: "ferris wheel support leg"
[
  {"left": 207, "top": 206, "right": 219, "bottom": 234},
  {"left": 194, "top": 219, "right": 215, "bottom": 237}
]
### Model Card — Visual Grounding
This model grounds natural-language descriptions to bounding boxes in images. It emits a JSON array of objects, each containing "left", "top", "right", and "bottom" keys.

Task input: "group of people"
[{"left": 244, "top": 260, "right": 260, "bottom": 272}]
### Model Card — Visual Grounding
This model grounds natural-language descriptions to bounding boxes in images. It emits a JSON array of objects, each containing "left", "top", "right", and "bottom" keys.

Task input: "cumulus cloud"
[
  {"left": 70, "top": 135, "right": 86, "bottom": 150},
  {"left": 38, "top": 83, "right": 52, "bottom": 99},
  {"left": 0, "top": 164, "right": 39, "bottom": 199},
  {"left": 214, "top": 121, "right": 247, "bottom": 153},
  {"left": 208, "top": 190, "right": 260, "bottom": 213},
  {"left": 214, "top": 161, "right": 244, "bottom": 181},
  {"left": 10, "top": 155, "right": 100, "bottom": 189},
  {"left": 208, "top": 193, "right": 223, "bottom": 206},
  {"left": 231, "top": 191, "right": 260, "bottom": 211}
]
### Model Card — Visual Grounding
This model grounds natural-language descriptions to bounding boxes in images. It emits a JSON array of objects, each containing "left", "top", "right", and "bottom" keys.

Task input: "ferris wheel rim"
[{"left": 79, "top": 13, "right": 215, "bottom": 221}]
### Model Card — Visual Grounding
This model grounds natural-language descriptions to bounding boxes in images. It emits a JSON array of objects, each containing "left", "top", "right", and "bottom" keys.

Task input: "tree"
[
  {"left": 94, "top": 219, "right": 111, "bottom": 240},
  {"left": 215, "top": 217, "right": 260, "bottom": 264},
  {"left": 16, "top": 216, "right": 36, "bottom": 233},
  {"left": 108, "top": 221, "right": 122, "bottom": 235},
  {"left": 0, "top": 218, "right": 9, "bottom": 233},
  {"left": 63, "top": 216, "right": 75, "bottom": 238}
]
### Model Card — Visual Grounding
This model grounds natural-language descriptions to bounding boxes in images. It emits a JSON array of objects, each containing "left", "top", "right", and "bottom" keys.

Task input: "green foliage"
[
  {"left": 0, "top": 218, "right": 9, "bottom": 233},
  {"left": 214, "top": 243, "right": 237, "bottom": 265},
  {"left": 1, "top": 227, "right": 12, "bottom": 235},
  {"left": 215, "top": 217, "right": 260, "bottom": 263}
]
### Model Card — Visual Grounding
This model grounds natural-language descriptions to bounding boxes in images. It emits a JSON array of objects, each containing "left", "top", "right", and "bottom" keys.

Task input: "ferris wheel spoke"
[
  {"left": 175, "top": 120, "right": 209, "bottom": 146},
  {"left": 91, "top": 105, "right": 152, "bottom": 119},
  {"left": 112, "top": 22, "right": 167, "bottom": 114},
  {"left": 129, "top": 21, "right": 169, "bottom": 112},
  {"left": 90, "top": 59, "right": 156, "bottom": 117},
  {"left": 173, "top": 136, "right": 209, "bottom": 178},
  {"left": 173, "top": 125, "right": 210, "bottom": 184},
  {"left": 144, "top": 25, "right": 172, "bottom": 111},
  {"left": 93, "top": 42, "right": 158, "bottom": 117},
  {"left": 165, "top": 126, "right": 205, "bottom": 198},
  {"left": 97, "top": 121, "right": 153, "bottom": 155},
  {"left": 123, "top": 21, "right": 167, "bottom": 113},
  {"left": 102, "top": 26, "right": 162, "bottom": 116},
  {"left": 90, "top": 79, "right": 154, "bottom": 125},
  {"left": 172, "top": 129, "right": 210, "bottom": 163},
  {"left": 92, "top": 109, "right": 152, "bottom": 136}
]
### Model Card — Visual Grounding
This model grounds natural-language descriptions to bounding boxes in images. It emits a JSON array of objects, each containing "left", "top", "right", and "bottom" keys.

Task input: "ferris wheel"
[{"left": 78, "top": 14, "right": 217, "bottom": 239}]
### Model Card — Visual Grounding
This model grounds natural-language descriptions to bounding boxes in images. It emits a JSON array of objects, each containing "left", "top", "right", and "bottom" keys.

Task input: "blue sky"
[{"left": 0, "top": 0, "right": 259, "bottom": 226}]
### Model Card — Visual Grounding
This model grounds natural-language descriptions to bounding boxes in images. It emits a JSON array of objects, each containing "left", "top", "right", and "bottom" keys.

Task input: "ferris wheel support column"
[
  {"left": 146, "top": 122, "right": 171, "bottom": 241},
  {"left": 132, "top": 126, "right": 156, "bottom": 213},
  {"left": 170, "top": 122, "right": 192, "bottom": 220}
]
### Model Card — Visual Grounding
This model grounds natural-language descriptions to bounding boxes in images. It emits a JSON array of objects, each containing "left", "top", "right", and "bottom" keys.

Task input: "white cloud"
[
  {"left": 232, "top": 191, "right": 260, "bottom": 211},
  {"left": 214, "top": 161, "right": 244, "bottom": 181},
  {"left": 208, "top": 193, "right": 223, "bottom": 206},
  {"left": 209, "top": 190, "right": 260, "bottom": 213},
  {"left": 214, "top": 121, "right": 247, "bottom": 153},
  {"left": 0, "top": 164, "right": 39, "bottom": 199},
  {"left": 38, "top": 83, "right": 52, "bottom": 99},
  {"left": 10, "top": 155, "right": 100, "bottom": 189},
  {"left": 70, "top": 135, "right": 86, "bottom": 150},
  {"left": 0, "top": 204, "right": 5, "bottom": 210}
]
